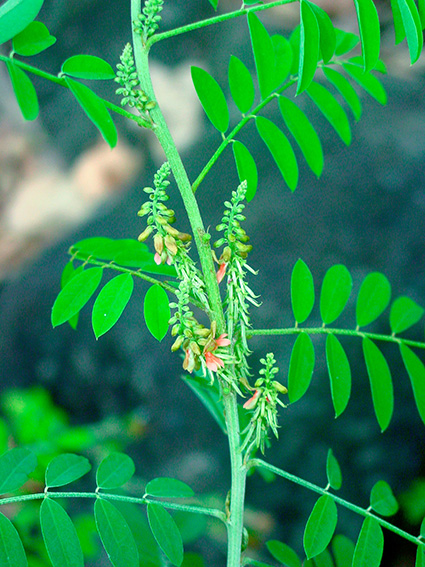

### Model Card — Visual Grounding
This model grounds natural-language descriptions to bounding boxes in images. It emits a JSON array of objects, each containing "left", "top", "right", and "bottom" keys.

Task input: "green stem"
[
  {"left": 0, "top": 491, "right": 226, "bottom": 521},
  {"left": 249, "top": 459, "right": 425, "bottom": 549},
  {"left": 0, "top": 54, "right": 151, "bottom": 129},
  {"left": 148, "top": 0, "right": 296, "bottom": 46},
  {"left": 248, "top": 326, "right": 425, "bottom": 350}
]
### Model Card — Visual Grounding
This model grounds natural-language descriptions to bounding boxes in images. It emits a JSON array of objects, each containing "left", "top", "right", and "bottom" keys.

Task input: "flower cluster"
[
  {"left": 240, "top": 353, "right": 287, "bottom": 456},
  {"left": 134, "top": 0, "right": 164, "bottom": 44},
  {"left": 115, "top": 43, "right": 156, "bottom": 120}
]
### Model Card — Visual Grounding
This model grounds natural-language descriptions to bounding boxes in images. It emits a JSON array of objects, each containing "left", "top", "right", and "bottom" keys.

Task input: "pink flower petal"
[
  {"left": 154, "top": 252, "right": 162, "bottom": 265},
  {"left": 215, "top": 333, "right": 231, "bottom": 347},
  {"left": 216, "top": 263, "right": 227, "bottom": 284}
]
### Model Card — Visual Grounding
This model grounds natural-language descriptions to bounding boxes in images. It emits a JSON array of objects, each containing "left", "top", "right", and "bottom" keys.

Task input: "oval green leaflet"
[
  {"left": 353, "top": 0, "right": 381, "bottom": 72},
  {"left": 394, "top": 0, "right": 423, "bottom": 64},
  {"left": 40, "top": 498, "right": 84, "bottom": 567},
  {"left": 94, "top": 498, "right": 139, "bottom": 567},
  {"left": 232, "top": 140, "right": 258, "bottom": 201},
  {"left": 323, "top": 67, "right": 362, "bottom": 122},
  {"left": 51, "top": 267, "right": 103, "bottom": 327},
  {"left": 92, "top": 274, "right": 134, "bottom": 339},
  {"left": 308, "top": 2, "right": 336, "bottom": 64},
  {"left": 320, "top": 264, "right": 352, "bottom": 325},
  {"left": 297, "top": 0, "right": 320, "bottom": 95},
  {"left": 272, "top": 34, "right": 293, "bottom": 88},
  {"left": 256, "top": 116, "right": 298, "bottom": 191},
  {"left": 326, "top": 334, "right": 351, "bottom": 418},
  {"left": 144, "top": 284, "right": 170, "bottom": 341},
  {"left": 335, "top": 28, "right": 360, "bottom": 56},
  {"left": 288, "top": 332, "right": 315, "bottom": 403},
  {"left": 65, "top": 77, "right": 118, "bottom": 148},
  {"left": 6, "top": 60, "right": 39, "bottom": 121},
  {"left": 307, "top": 81, "right": 351, "bottom": 146},
  {"left": 228, "top": 55, "right": 255, "bottom": 114},
  {"left": 332, "top": 534, "right": 355, "bottom": 567},
  {"left": 12, "top": 21, "right": 56, "bottom": 56},
  {"left": 191, "top": 66, "right": 229, "bottom": 133},
  {"left": 266, "top": 540, "right": 301, "bottom": 567},
  {"left": 291, "top": 258, "right": 315, "bottom": 324},
  {"left": 147, "top": 502, "right": 183, "bottom": 567},
  {"left": 45, "top": 453, "right": 91, "bottom": 488},
  {"left": 0, "top": 447, "right": 37, "bottom": 495},
  {"left": 278, "top": 96, "right": 323, "bottom": 177},
  {"left": 370, "top": 480, "right": 399, "bottom": 516},
  {"left": 390, "top": 296, "right": 424, "bottom": 334},
  {"left": 342, "top": 63, "right": 387, "bottom": 105},
  {"left": 247, "top": 11, "right": 275, "bottom": 99},
  {"left": 60, "top": 262, "right": 84, "bottom": 330},
  {"left": 400, "top": 343, "right": 425, "bottom": 426},
  {"left": 145, "top": 477, "right": 194, "bottom": 499},
  {"left": 0, "top": 512, "right": 27, "bottom": 567},
  {"left": 96, "top": 452, "right": 136, "bottom": 489},
  {"left": 0, "top": 0, "right": 44, "bottom": 45},
  {"left": 356, "top": 272, "right": 391, "bottom": 328},
  {"left": 417, "top": 546, "right": 425, "bottom": 567},
  {"left": 326, "top": 448, "right": 342, "bottom": 490},
  {"left": 352, "top": 516, "right": 384, "bottom": 567},
  {"left": 303, "top": 494, "right": 338, "bottom": 559},
  {"left": 61, "top": 54, "right": 115, "bottom": 80},
  {"left": 362, "top": 338, "right": 393, "bottom": 432}
]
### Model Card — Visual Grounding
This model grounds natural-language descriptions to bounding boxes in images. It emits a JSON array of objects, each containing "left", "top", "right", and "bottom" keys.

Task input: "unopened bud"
[
  {"left": 154, "top": 234, "right": 164, "bottom": 254},
  {"left": 236, "top": 242, "right": 253, "bottom": 253},
  {"left": 171, "top": 336, "right": 184, "bottom": 351},
  {"left": 164, "top": 224, "right": 180, "bottom": 237},
  {"left": 156, "top": 215, "right": 167, "bottom": 225},
  {"left": 243, "top": 389, "right": 262, "bottom": 410},
  {"left": 164, "top": 235, "right": 178, "bottom": 255},
  {"left": 138, "top": 226, "right": 153, "bottom": 242},
  {"left": 177, "top": 232, "right": 192, "bottom": 242},
  {"left": 273, "top": 381, "right": 288, "bottom": 394},
  {"left": 145, "top": 101, "right": 156, "bottom": 110},
  {"left": 189, "top": 341, "right": 201, "bottom": 356},
  {"left": 220, "top": 246, "right": 232, "bottom": 263}
]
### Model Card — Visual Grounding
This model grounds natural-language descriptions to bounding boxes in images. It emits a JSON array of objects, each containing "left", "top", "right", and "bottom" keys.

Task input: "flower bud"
[
  {"left": 189, "top": 341, "right": 201, "bottom": 356},
  {"left": 154, "top": 234, "right": 164, "bottom": 254},
  {"left": 220, "top": 246, "right": 232, "bottom": 263},
  {"left": 164, "top": 224, "right": 180, "bottom": 237},
  {"left": 177, "top": 232, "right": 192, "bottom": 242},
  {"left": 273, "top": 381, "right": 288, "bottom": 394},
  {"left": 138, "top": 226, "right": 153, "bottom": 242},
  {"left": 171, "top": 336, "right": 184, "bottom": 351},
  {"left": 164, "top": 235, "right": 178, "bottom": 255},
  {"left": 243, "top": 389, "right": 261, "bottom": 410}
]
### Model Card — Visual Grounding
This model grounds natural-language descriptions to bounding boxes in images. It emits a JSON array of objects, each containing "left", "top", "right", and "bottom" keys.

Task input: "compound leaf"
[
  {"left": 390, "top": 296, "right": 424, "bottom": 334},
  {"left": 0, "top": 0, "right": 44, "bottom": 45},
  {"left": 266, "top": 540, "right": 301, "bottom": 567},
  {"left": 62, "top": 54, "right": 115, "bottom": 79},
  {"left": 307, "top": 81, "right": 351, "bottom": 145},
  {"left": 326, "top": 448, "right": 342, "bottom": 490},
  {"left": 145, "top": 478, "right": 194, "bottom": 499},
  {"left": 0, "top": 512, "right": 27, "bottom": 567},
  {"left": 228, "top": 55, "right": 255, "bottom": 114},
  {"left": 6, "top": 61, "right": 39, "bottom": 120},
  {"left": 40, "top": 498, "right": 84, "bottom": 567},
  {"left": 96, "top": 452, "right": 135, "bottom": 489},
  {"left": 342, "top": 63, "right": 387, "bottom": 105},
  {"left": 51, "top": 267, "right": 103, "bottom": 327},
  {"left": 326, "top": 334, "right": 351, "bottom": 418},
  {"left": 256, "top": 116, "right": 298, "bottom": 191},
  {"left": 144, "top": 284, "right": 170, "bottom": 341},
  {"left": 297, "top": 0, "right": 320, "bottom": 95},
  {"left": 332, "top": 534, "right": 355, "bottom": 567},
  {"left": 92, "top": 274, "right": 134, "bottom": 339},
  {"left": 278, "top": 96, "right": 323, "bottom": 177},
  {"left": 95, "top": 498, "right": 139, "bottom": 567},
  {"left": 362, "top": 338, "right": 393, "bottom": 432},
  {"left": 191, "top": 66, "right": 229, "bottom": 132},
  {"left": 248, "top": 11, "right": 275, "bottom": 99},
  {"left": 323, "top": 66, "right": 362, "bottom": 121},
  {"left": 288, "top": 333, "right": 315, "bottom": 403},
  {"left": 320, "top": 264, "right": 352, "bottom": 324},
  {"left": 45, "top": 454, "right": 91, "bottom": 488},
  {"left": 65, "top": 77, "right": 117, "bottom": 148},
  {"left": 356, "top": 272, "right": 391, "bottom": 327},
  {"left": 232, "top": 140, "right": 258, "bottom": 201},
  {"left": 291, "top": 258, "right": 315, "bottom": 324},
  {"left": 353, "top": 0, "right": 381, "bottom": 72},
  {"left": 147, "top": 502, "right": 183, "bottom": 567},
  {"left": 303, "top": 494, "right": 338, "bottom": 559},
  {"left": 370, "top": 480, "right": 399, "bottom": 516},
  {"left": 400, "top": 344, "right": 425, "bottom": 426},
  {"left": 0, "top": 447, "right": 37, "bottom": 494},
  {"left": 352, "top": 516, "right": 384, "bottom": 567},
  {"left": 12, "top": 21, "right": 55, "bottom": 56}
]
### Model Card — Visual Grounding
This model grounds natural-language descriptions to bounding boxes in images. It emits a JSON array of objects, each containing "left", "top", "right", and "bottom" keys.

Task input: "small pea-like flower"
[
  {"left": 216, "top": 262, "right": 227, "bottom": 284},
  {"left": 215, "top": 333, "right": 231, "bottom": 347},
  {"left": 183, "top": 348, "right": 196, "bottom": 373},
  {"left": 243, "top": 389, "right": 261, "bottom": 410},
  {"left": 205, "top": 351, "right": 225, "bottom": 372}
]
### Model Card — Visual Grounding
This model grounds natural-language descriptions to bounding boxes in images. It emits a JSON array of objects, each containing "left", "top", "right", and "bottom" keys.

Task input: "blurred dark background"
[{"left": 0, "top": 0, "right": 425, "bottom": 565}]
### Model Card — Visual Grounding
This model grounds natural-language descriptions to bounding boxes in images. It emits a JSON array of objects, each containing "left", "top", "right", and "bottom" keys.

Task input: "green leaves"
[
  {"left": 320, "top": 264, "right": 352, "bottom": 324},
  {"left": 96, "top": 453, "right": 135, "bottom": 489},
  {"left": 145, "top": 478, "right": 194, "bottom": 498},
  {"left": 144, "top": 284, "right": 170, "bottom": 341},
  {"left": 232, "top": 141, "right": 258, "bottom": 201},
  {"left": 228, "top": 56, "right": 255, "bottom": 114},
  {"left": 352, "top": 516, "right": 384, "bottom": 567},
  {"left": 45, "top": 454, "right": 91, "bottom": 488},
  {"left": 65, "top": 77, "right": 117, "bottom": 148},
  {"left": 147, "top": 502, "right": 184, "bottom": 567},
  {"left": 0, "top": 447, "right": 37, "bottom": 494},
  {"left": 393, "top": 0, "right": 423, "bottom": 64},
  {"left": 0, "top": 512, "right": 27, "bottom": 567},
  {"left": 288, "top": 333, "right": 315, "bottom": 403},
  {"left": 356, "top": 272, "right": 391, "bottom": 328},
  {"left": 191, "top": 66, "right": 229, "bottom": 133},
  {"left": 370, "top": 480, "right": 399, "bottom": 516},
  {"left": 6, "top": 60, "right": 39, "bottom": 120},
  {"left": 266, "top": 540, "right": 301, "bottom": 567},
  {"left": 291, "top": 258, "right": 315, "bottom": 324},
  {"left": 0, "top": 0, "right": 44, "bottom": 45},
  {"left": 12, "top": 21, "right": 56, "bottom": 56},
  {"left": 92, "top": 274, "right": 134, "bottom": 339},
  {"left": 326, "top": 334, "right": 351, "bottom": 418},
  {"left": 307, "top": 82, "right": 351, "bottom": 146},
  {"left": 400, "top": 344, "right": 425, "bottom": 425},
  {"left": 353, "top": 0, "right": 380, "bottom": 72},
  {"left": 303, "top": 494, "right": 338, "bottom": 559},
  {"left": 326, "top": 449, "right": 342, "bottom": 490},
  {"left": 362, "top": 338, "right": 393, "bottom": 432},
  {"left": 61, "top": 55, "right": 115, "bottom": 80},
  {"left": 390, "top": 296, "right": 424, "bottom": 334},
  {"left": 322, "top": 67, "right": 362, "bottom": 121},
  {"left": 342, "top": 63, "right": 387, "bottom": 105},
  {"left": 297, "top": 0, "right": 320, "bottom": 95},
  {"left": 248, "top": 12, "right": 275, "bottom": 99},
  {"left": 40, "top": 498, "right": 84, "bottom": 567}
]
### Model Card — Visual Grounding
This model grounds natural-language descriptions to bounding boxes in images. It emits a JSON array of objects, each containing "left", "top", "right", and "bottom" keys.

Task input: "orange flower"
[
  {"left": 216, "top": 262, "right": 227, "bottom": 284},
  {"left": 205, "top": 351, "right": 225, "bottom": 372}
]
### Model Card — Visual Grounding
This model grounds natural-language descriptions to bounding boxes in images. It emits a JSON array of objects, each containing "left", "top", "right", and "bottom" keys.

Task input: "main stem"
[{"left": 131, "top": 2, "right": 246, "bottom": 564}]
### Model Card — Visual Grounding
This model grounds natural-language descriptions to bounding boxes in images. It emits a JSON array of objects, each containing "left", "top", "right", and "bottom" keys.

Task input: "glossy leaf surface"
[
  {"left": 353, "top": 0, "right": 380, "bottom": 71},
  {"left": 95, "top": 498, "right": 139, "bottom": 567},
  {"left": 326, "top": 448, "right": 342, "bottom": 490},
  {"left": 0, "top": 448, "right": 37, "bottom": 494},
  {"left": 266, "top": 540, "right": 301, "bottom": 567},
  {"left": 342, "top": 63, "right": 387, "bottom": 105},
  {"left": 248, "top": 11, "right": 275, "bottom": 99},
  {"left": 278, "top": 96, "right": 323, "bottom": 177},
  {"left": 147, "top": 502, "right": 183, "bottom": 566},
  {"left": 40, "top": 498, "right": 84, "bottom": 567},
  {"left": 145, "top": 477, "right": 194, "bottom": 499},
  {"left": 144, "top": 284, "right": 170, "bottom": 341},
  {"left": 323, "top": 67, "right": 362, "bottom": 121},
  {"left": 362, "top": 338, "right": 393, "bottom": 431},
  {"left": 352, "top": 516, "right": 384, "bottom": 567},
  {"left": 391, "top": 0, "right": 407, "bottom": 43},
  {"left": 332, "top": 534, "right": 355, "bottom": 567},
  {"left": 303, "top": 494, "right": 338, "bottom": 559},
  {"left": 45, "top": 453, "right": 91, "bottom": 488},
  {"left": 400, "top": 344, "right": 425, "bottom": 425},
  {"left": 62, "top": 55, "right": 115, "bottom": 79},
  {"left": 92, "top": 274, "right": 134, "bottom": 339},
  {"left": 390, "top": 296, "right": 424, "bottom": 334},
  {"left": 0, "top": 0, "right": 44, "bottom": 45},
  {"left": 335, "top": 28, "right": 360, "bottom": 56},
  {"left": 65, "top": 77, "right": 117, "bottom": 148},
  {"left": 191, "top": 66, "right": 229, "bottom": 132},
  {"left": 0, "top": 512, "right": 27, "bottom": 567},
  {"left": 307, "top": 82, "right": 351, "bottom": 145},
  {"left": 356, "top": 272, "right": 391, "bottom": 327},
  {"left": 326, "top": 334, "right": 351, "bottom": 417},
  {"left": 96, "top": 452, "right": 135, "bottom": 489},
  {"left": 370, "top": 480, "right": 399, "bottom": 516},
  {"left": 6, "top": 61, "right": 39, "bottom": 120},
  {"left": 288, "top": 333, "right": 315, "bottom": 403},
  {"left": 60, "top": 263, "right": 83, "bottom": 330},
  {"left": 12, "top": 21, "right": 55, "bottom": 55},
  {"left": 309, "top": 3, "right": 336, "bottom": 63},
  {"left": 395, "top": 0, "right": 423, "bottom": 64},
  {"left": 291, "top": 258, "right": 315, "bottom": 324},
  {"left": 228, "top": 55, "right": 255, "bottom": 114},
  {"left": 297, "top": 0, "right": 320, "bottom": 95},
  {"left": 51, "top": 268, "right": 103, "bottom": 327},
  {"left": 320, "top": 264, "right": 352, "bottom": 324},
  {"left": 232, "top": 140, "right": 258, "bottom": 201}
]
